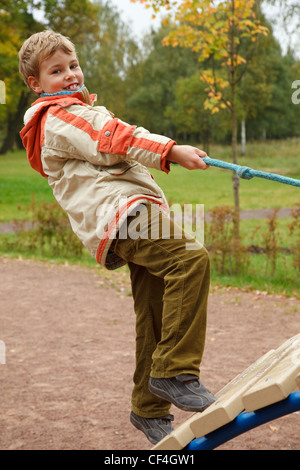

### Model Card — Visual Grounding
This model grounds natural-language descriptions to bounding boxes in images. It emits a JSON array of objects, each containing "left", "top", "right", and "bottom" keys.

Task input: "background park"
[{"left": 0, "top": 0, "right": 300, "bottom": 451}]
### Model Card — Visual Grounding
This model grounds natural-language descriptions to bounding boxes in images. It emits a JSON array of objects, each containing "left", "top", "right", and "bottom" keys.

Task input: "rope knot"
[{"left": 236, "top": 166, "right": 254, "bottom": 180}]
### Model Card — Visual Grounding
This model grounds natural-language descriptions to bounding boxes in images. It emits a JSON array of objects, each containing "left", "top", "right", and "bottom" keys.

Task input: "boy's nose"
[{"left": 65, "top": 69, "right": 76, "bottom": 80}]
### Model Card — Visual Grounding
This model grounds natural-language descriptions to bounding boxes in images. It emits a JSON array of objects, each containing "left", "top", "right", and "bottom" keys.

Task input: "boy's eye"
[{"left": 52, "top": 69, "right": 61, "bottom": 74}]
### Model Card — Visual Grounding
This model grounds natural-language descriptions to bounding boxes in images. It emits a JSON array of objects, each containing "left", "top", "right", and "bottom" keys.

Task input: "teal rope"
[{"left": 202, "top": 157, "right": 300, "bottom": 188}]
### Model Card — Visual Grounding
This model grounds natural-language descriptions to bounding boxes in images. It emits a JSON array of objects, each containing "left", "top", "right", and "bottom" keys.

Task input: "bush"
[
  {"left": 205, "top": 206, "right": 249, "bottom": 275},
  {"left": 6, "top": 196, "right": 83, "bottom": 258},
  {"left": 262, "top": 208, "right": 281, "bottom": 276},
  {"left": 289, "top": 203, "right": 300, "bottom": 274}
]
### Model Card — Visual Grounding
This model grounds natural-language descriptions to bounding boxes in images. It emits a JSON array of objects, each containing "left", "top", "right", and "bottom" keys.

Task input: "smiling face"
[{"left": 28, "top": 49, "right": 84, "bottom": 95}]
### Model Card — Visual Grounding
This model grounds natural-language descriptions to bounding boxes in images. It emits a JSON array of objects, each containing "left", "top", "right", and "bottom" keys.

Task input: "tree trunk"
[
  {"left": 231, "top": 84, "right": 240, "bottom": 238},
  {"left": 230, "top": 0, "right": 240, "bottom": 239},
  {"left": 0, "top": 110, "right": 16, "bottom": 154},
  {"left": 241, "top": 119, "right": 246, "bottom": 156}
]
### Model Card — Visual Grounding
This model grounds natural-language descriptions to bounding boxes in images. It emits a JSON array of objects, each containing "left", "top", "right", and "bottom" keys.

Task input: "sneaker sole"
[{"left": 130, "top": 412, "right": 174, "bottom": 445}]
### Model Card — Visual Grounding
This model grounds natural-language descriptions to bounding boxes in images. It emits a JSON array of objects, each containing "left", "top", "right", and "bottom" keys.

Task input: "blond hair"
[{"left": 19, "top": 30, "right": 76, "bottom": 88}]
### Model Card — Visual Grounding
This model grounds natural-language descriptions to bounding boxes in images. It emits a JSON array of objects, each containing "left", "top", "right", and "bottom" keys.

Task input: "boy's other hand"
[{"left": 167, "top": 145, "right": 209, "bottom": 170}]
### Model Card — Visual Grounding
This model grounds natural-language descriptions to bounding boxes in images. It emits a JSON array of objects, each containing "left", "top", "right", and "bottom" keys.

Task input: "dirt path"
[{"left": 0, "top": 256, "right": 299, "bottom": 450}]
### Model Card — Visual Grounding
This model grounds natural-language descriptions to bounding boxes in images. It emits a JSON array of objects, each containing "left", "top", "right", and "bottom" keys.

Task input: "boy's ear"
[{"left": 28, "top": 76, "right": 43, "bottom": 94}]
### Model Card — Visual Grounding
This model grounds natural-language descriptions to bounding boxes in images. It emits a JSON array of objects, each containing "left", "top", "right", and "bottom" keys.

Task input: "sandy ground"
[{"left": 0, "top": 256, "right": 299, "bottom": 450}]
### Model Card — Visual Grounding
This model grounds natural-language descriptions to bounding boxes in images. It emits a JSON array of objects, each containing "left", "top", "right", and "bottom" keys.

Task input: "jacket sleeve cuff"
[{"left": 161, "top": 141, "right": 177, "bottom": 174}]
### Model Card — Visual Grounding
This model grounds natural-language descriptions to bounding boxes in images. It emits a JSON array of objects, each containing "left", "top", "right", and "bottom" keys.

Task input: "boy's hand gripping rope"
[{"left": 202, "top": 157, "right": 300, "bottom": 188}]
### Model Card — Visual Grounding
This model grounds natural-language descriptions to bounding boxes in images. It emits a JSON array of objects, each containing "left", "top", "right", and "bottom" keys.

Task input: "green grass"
[
  {"left": 0, "top": 141, "right": 299, "bottom": 297},
  {"left": 1, "top": 140, "right": 299, "bottom": 220},
  {"left": 0, "top": 150, "right": 54, "bottom": 221},
  {"left": 211, "top": 253, "right": 299, "bottom": 298},
  {"left": 151, "top": 139, "right": 300, "bottom": 211}
]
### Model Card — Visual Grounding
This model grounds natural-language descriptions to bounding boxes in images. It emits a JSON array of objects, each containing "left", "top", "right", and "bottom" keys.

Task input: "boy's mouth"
[{"left": 64, "top": 83, "right": 80, "bottom": 91}]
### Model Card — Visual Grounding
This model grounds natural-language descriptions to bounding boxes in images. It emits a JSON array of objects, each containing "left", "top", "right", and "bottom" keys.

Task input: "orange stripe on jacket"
[
  {"left": 130, "top": 136, "right": 166, "bottom": 155},
  {"left": 97, "top": 119, "right": 136, "bottom": 155},
  {"left": 44, "top": 104, "right": 174, "bottom": 172},
  {"left": 96, "top": 196, "right": 168, "bottom": 264},
  {"left": 20, "top": 106, "right": 49, "bottom": 178},
  {"left": 48, "top": 107, "right": 138, "bottom": 157},
  {"left": 48, "top": 107, "right": 100, "bottom": 141}
]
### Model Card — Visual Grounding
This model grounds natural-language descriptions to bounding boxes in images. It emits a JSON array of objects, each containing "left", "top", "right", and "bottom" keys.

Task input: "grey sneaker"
[
  {"left": 148, "top": 374, "right": 216, "bottom": 412},
  {"left": 130, "top": 411, "right": 174, "bottom": 445}
]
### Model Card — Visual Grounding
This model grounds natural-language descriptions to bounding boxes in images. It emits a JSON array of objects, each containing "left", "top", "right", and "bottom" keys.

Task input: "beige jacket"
[{"left": 20, "top": 88, "right": 175, "bottom": 269}]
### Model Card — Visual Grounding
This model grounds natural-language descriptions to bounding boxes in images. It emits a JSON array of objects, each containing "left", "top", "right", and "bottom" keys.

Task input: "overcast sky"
[
  {"left": 109, "top": 0, "right": 167, "bottom": 38},
  {"left": 31, "top": 0, "right": 298, "bottom": 57}
]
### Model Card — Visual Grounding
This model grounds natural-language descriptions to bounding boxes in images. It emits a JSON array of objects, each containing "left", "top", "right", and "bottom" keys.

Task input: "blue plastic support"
[
  {"left": 187, "top": 391, "right": 300, "bottom": 450},
  {"left": 202, "top": 157, "right": 300, "bottom": 188}
]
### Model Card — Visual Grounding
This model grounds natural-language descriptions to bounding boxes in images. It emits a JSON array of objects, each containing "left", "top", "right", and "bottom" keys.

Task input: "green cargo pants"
[{"left": 111, "top": 204, "right": 210, "bottom": 418}]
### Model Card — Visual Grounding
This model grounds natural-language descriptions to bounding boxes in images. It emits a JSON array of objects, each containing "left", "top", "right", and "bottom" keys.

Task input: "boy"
[{"left": 19, "top": 31, "right": 215, "bottom": 445}]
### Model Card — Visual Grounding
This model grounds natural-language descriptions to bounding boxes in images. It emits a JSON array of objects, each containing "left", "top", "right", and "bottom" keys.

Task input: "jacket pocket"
[
  {"left": 102, "top": 161, "right": 137, "bottom": 176},
  {"left": 100, "top": 161, "right": 165, "bottom": 200}
]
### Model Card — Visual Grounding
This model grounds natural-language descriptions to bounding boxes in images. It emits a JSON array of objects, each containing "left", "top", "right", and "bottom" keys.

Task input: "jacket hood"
[{"left": 20, "top": 88, "right": 96, "bottom": 178}]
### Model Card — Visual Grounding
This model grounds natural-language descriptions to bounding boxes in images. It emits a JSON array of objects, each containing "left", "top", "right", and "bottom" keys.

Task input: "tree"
[
  {"left": 0, "top": 0, "right": 41, "bottom": 154},
  {"left": 41, "top": 0, "right": 99, "bottom": 43},
  {"left": 262, "top": 0, "right": 300, "bottom": 57},
  {"left": 0, "top": 0, "right": 101, "bottom": 154},
  {"left": 237, "top": 14, "right": 279, "bottom": 145},
  {"left": 0, "top": 0, "right": 142, "bottom": 153},
  {"left": 242, "top": 37, "right": 299, "bottom": 140},
  {"left": 80, "top": 1, "right": 140, "bottom": 117},
  {"left": 132, "top": 0, "right": 269, "bottom": 237},
  {"left": 165, "top": 72, "right": 229, "bottom": 151},
  {"left": 124, "top": 25, "right": 199, "bottom": 135}
]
